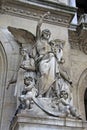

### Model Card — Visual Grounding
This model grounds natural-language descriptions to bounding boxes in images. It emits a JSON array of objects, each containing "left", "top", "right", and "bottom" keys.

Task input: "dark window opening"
[{"left": 84, "top": 88, "right": 87, "bottom": 120}]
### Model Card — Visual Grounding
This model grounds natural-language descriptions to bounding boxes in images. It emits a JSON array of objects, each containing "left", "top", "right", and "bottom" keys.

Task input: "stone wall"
[
  {"left": 69, "top": 28, "right": 87, "bottom": 119},
  {"left": 0, "top": 0, "right": 87, "bottom": 130},
  {"left": 0, "top": 28, "right": 21, "bottom": 130},
  {"left": 0, "top": 14, "right": 70, "bottom": 130}
]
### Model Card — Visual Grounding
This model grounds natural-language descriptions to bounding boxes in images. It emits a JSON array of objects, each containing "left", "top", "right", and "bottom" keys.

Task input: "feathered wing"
[
  {"left": 7, "top": 26, "right": 37, "bottom": 93},
  {"left": 8, "top": 26, "right": 36, "bottom": 45}
]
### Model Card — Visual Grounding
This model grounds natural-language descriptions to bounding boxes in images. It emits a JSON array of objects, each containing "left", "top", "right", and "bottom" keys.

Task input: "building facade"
[{"left": 0, "top": 0, "right": 87, "bottom": 130}]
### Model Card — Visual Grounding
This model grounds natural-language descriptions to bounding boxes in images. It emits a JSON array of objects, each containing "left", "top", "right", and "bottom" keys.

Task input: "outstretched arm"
[{"left": 36, "top": 12, "right": 50, "bottom": 40}]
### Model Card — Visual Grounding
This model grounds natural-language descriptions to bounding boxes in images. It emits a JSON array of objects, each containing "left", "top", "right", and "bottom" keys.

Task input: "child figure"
[
  {"left": 57, "top": 90, "right": 81, "bottom": 119},
  {"left": 19, "top": 73, "right": 38, "bottom": 109}
]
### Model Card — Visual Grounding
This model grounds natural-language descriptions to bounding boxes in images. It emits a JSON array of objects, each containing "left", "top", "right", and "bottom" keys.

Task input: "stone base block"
[{"left": 10, "top": 110, "right": 87, "bottom": 130}]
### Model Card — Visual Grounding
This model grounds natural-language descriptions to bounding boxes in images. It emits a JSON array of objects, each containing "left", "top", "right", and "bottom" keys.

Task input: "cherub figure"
[
  {"left": 19, "top": 73, "right": 38, "bottom": 109},
  {"left": 56, "top": 90, "right": 81, "bottom": 119}
]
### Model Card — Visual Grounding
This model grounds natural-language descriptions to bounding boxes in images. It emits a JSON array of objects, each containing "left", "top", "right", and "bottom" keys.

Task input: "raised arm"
[{"left": 36, "top": 12, "right": 50, "bottom": 40}]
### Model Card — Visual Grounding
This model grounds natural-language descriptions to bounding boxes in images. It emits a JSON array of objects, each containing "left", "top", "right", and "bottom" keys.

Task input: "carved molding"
[
  {"left": 77, "top": 68, "right": 87, "bottom": 119},
  {"left": 1, "top": 6, "right": 68, "bottom": 25},
  {"left": 0, "top": 41, "right": 8, "bottom": 126},
  {"left": 0, "top": 0, "right": 76, "bottom": 27}
]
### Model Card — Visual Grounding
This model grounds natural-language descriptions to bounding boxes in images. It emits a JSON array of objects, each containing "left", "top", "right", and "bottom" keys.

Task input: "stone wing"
[{"left": 8, "top": 26, "right": 36, "bottom": 45}]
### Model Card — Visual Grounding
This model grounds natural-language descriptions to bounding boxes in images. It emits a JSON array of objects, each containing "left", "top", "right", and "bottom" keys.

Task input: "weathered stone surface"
[
  {"left": 0, "top": 1, "right": 87, "bottom": 130},
  {"left": 10, "top": 112, "right": 87, "bottom": 130},
  {"left": 0, "top": 0, "right": 76, "bottom": 27}
]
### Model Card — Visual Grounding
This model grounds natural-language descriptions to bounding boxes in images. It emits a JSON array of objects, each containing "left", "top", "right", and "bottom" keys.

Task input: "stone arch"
[
  {"left": 77, "top": 68, "right": 87, "bottom": 120},
  {"left": 0, "top": 41, "right": 7, "bottom": 128},
  {"left": 0, "top": 28, "right": 20, "bottom": 130}
]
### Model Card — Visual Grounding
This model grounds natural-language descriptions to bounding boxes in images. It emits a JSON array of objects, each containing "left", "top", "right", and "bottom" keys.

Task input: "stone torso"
[{"left": 36, "top": 39, "right": 51, "bottom": 56}]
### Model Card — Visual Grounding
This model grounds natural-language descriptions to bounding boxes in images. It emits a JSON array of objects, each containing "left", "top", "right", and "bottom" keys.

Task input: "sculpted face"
[
  {"left": 56, "top": 45, "right": 63, "bottom": 62},
  {"left": 20, "top": 48, "right": 27, "bottom": 56},
  {"left": 60, "top": 90, "right": 68, "bottom": 100},
  {"left": 51, "top": 42, "right": 63, "bottom": 62},
  {"left": 42, "top": 29, "right": 51, "bottom": 40},
  {"left": 24, "top": 76, "right": 33, "bottom": 86}
]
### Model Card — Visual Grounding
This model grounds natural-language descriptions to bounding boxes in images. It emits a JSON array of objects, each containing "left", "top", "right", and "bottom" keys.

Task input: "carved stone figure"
[
  {"left": 7, "top": 12, "right": 81, "bottom": 119},
  {"left": 57, "top": 90, "right": 81, "bottom": 119},
  {"left": 35, "top": 12, "right": 58, "bottom": 96},
  {"left": 14, "top": 48, "right": 36, "bottom": 107},
  {"left": 20, "top": 48, "right": 35, "bottom": 71},
  {"left": 19, "top": 73, "right": 37, "bottom": 109}
]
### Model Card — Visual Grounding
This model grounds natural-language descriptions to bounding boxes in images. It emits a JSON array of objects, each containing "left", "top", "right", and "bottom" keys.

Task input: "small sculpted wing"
[{"left": 8, "top": 26, "right": 36, "bottom": 44}]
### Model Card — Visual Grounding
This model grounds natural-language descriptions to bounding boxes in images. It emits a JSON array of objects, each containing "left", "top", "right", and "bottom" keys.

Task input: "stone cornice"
[{"left": 0, "top": 0, "right": 77, "bottom": 27}]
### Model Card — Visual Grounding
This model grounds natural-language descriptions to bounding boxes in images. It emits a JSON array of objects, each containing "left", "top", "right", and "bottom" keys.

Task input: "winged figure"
[
  {"left": 8, "top": 11, "right": 71, "bottom": 98},
  {"left": 7, "top": 12, "right": 82, "bottom": 120}
]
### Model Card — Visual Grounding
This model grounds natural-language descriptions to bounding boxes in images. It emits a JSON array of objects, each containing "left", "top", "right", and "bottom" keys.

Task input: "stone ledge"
[
  {"left": 0, "top": 0, "right": 77, "bottom": 27},
  {"left": 10, "top": 112, "right": 87, "bottom": 130}
]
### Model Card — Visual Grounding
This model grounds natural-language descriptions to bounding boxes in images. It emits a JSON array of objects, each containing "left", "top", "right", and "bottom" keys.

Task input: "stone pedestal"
[{"left": 10, "top": 111, "right": 87, "bottom": 130}]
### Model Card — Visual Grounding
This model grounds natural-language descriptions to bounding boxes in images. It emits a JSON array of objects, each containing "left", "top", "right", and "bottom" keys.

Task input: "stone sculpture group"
[{"left": 8, "top": 12, "right": 81, "bottom": 119}]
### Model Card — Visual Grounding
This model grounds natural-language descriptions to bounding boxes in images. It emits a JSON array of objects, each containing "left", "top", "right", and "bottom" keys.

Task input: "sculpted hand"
[{"left": 41, "top": 11, "right": 50, "bottom": 19}]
